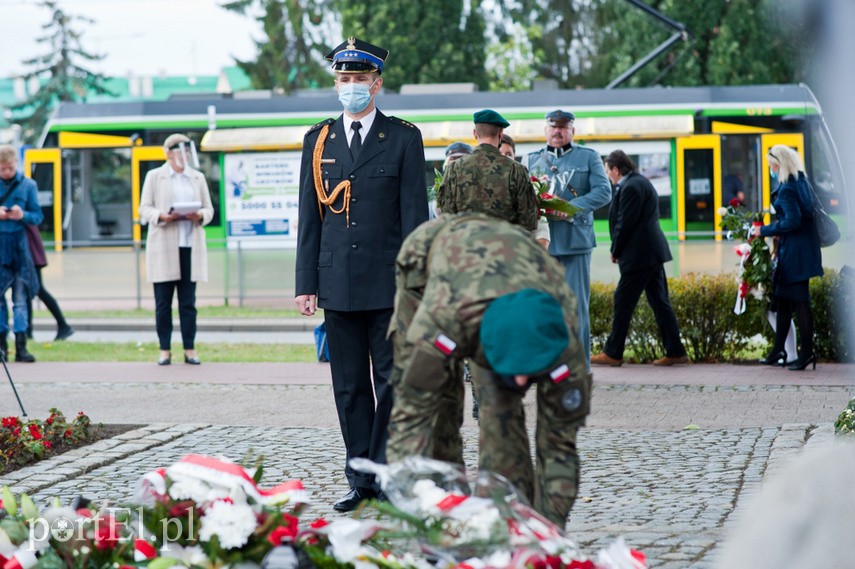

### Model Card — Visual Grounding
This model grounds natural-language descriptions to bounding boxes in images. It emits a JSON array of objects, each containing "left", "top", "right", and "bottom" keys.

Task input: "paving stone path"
[{"left": 4, "top": 419, "right": 841, "bottom": 569}]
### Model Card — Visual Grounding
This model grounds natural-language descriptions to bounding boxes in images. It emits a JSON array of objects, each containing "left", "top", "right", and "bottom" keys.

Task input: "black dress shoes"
[
  {"left": 333, "top": 487, "right": 375, "bottom": 512},
  {"left": 759, "top": 350, "right": 787, "bottom": 366},
  {"left": 55, "top": 325, "right": 75, "bottom": 341},
  {"left": 184, "top": 355, "right": 202, "bottom": 365}
]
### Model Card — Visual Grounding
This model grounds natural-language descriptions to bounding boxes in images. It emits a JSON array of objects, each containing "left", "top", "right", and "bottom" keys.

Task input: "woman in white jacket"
[{"left": 139, "top": 134, "right": 214, "bottom": 365}]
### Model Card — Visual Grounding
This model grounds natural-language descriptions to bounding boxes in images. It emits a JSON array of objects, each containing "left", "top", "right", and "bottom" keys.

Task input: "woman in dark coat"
[{"left": 753, "top": 144, "right": 823, "bottom": 370}]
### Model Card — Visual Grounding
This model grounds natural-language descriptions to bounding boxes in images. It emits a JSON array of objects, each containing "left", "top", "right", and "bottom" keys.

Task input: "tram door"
[
  {"left": 23, "top": 148, "right": 62, "bottom": 251},
  {"left": 676, "top": 135, "right": 721, "bottom": 241},
  {"left": 760, "top": 133, "right": 805, "bottom": 220},
  {"left": 131, "top": 146, "right": 167, "bottom": 246}
]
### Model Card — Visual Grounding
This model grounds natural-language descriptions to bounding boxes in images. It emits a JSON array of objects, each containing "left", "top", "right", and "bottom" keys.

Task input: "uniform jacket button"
[
  {"left": 352, "top": 244, "right": 358, "bottom": 249},
  {"left": 349, "top": 174, "right": 356, "bottom": 180}
]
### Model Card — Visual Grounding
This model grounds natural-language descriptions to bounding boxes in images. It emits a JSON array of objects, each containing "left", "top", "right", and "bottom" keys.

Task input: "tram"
[{"left": 24, "top": 83, "right": 845, "bottom": 249}]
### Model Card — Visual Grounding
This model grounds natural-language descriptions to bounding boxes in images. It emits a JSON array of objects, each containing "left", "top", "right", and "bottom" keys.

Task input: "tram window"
[
  {"left": 29, "top": 162, "right": 56, "bottom": 234},
  {"left": 684, "top": 149, "right": 714, "bottom": 224},
  {"left": 809, "top": 121, "right": 845, "bottom": 215},
  {"left": 595, "top": 152, "right": 671, "bottom": 220}
]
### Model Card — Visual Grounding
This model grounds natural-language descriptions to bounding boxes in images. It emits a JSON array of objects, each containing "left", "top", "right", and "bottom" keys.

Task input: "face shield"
[{"left": 168, "top": 140, "right": 200, "bottom": 170}]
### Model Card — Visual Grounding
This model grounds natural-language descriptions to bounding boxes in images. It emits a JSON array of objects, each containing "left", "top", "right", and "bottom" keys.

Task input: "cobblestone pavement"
[
  {"left": 2, "top": 363, "right": 854, "bottom": 569},
  {"left": 1, "top": 419, "right": 845, "bottom": 568}
]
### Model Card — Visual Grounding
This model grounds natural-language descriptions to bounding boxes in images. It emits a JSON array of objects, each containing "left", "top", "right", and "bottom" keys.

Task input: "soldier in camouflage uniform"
[
  {"left": 437, "top": 110, "right": 538, "bottom": 231},
  {"left": 386, "top": 213, "right": 592, "bottom": 526}
]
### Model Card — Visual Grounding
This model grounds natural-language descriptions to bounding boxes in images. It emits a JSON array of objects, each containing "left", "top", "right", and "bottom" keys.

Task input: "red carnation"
[
  {"left": 28, "top": 425, "right": 42, "bottom": 440},
  {"left": 2, "top": 416, "right": 19, "bottom": 428},
  {"left": 42, "top": 440, "right": 52, "bottom": 449},
  {"left": 309, "top": 518, "right": 329, "bottom": 529},
  {"left": 729, "top": 198, "right": 741, "bottom": 208},
  {"left": 94, "top": 516, "right": 123, "bottom": 550}
]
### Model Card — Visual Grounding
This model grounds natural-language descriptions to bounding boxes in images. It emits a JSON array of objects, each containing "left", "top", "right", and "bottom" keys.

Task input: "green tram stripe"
[{"left": 48, "top": 104, "right": 816, "bottom": 133}]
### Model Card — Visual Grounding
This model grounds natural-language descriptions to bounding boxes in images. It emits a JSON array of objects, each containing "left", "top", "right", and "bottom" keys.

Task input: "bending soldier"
[{"left": 386, "top": 213, "right": 592, "bottom": 526}]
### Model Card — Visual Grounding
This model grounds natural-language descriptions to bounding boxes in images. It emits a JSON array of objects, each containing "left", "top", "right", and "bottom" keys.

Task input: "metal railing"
[{"left": 38, "top": 236, "right": 852, "bottom": 312}]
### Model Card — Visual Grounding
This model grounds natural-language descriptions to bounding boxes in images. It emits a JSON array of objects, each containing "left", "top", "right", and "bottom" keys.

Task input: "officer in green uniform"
[
  {"left": 438, "top": 110, "right": 538, "bottom": 231},
  {"left": 526, "top": 110, "right": 612, "bottom": 369},
  {"left": 386, "top": 213, "right": 592, "bottom": 526}
]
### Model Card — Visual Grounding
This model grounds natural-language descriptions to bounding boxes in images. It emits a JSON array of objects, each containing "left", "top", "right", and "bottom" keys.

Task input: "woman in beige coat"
[{"left": 139, "top": 134, "right": 214, "bottom": 365}]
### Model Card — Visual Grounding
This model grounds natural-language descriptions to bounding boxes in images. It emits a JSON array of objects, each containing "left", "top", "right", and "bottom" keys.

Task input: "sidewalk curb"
[
  {"left": 32, "top": 318, "right": 323, "bottom": 334},
  {"left": 3, "top": 423, "right": 209, "bottom": 496}
]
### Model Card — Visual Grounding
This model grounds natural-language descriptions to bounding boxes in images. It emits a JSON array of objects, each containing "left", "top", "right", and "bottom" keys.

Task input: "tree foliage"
[
  {"left": 225, "top": 0, "right": 801, "bottom": 93},
  {"left": 567, "top": 0, "right": 801, "bottom": 88},
  {"left": 492, "top": 0, "right": 600, "bottom": 89},
  {"left": 336, "top": 0, "right": 489, "bottom": 92},
  {"left": 11, "top": 0, "right": 113, "bottom": 143},
  {"left": 221, "top": 0, "right": 332, "bottom": 93}
]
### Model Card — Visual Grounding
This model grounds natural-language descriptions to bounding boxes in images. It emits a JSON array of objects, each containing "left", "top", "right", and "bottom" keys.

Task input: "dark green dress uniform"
[
  {"left": 438, "top": 143, "right": 538, "bottom": 231},
  {"left": 387, "top": 214, "right": 591, "bottom": 526}
]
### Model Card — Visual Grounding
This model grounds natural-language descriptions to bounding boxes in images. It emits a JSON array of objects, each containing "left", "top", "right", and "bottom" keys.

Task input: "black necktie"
[{"left": 350, "top": 121, "right": 362, "bottom": 159}]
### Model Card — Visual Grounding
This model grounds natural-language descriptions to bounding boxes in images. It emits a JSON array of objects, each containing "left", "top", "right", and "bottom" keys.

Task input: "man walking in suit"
[
  {"left": 294, "top": 37, "right": 429, "bottom": 512},
  {"left": 591, "top": 150, "right": 689, "bottom": 367}
]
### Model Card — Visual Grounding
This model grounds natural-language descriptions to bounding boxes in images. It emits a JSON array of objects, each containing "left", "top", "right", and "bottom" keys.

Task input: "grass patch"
[
  {"left": 34, "top": 306, "right": 307, "bottom": 319},
  {"left": 30, "top": 341, "right": 316, "bottom": 362}
]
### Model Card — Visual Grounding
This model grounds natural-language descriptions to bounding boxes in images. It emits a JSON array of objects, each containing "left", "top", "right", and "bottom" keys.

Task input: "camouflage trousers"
[
  {"left": 471, "top": 363, "right": 591, "bottom": 527},
  {"left": 386, "top": 357, "right": 465, "bottom": 466}
]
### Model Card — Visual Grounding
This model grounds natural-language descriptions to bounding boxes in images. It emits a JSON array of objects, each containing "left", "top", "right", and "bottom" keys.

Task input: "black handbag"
[{"left": 805, "top": 180, "right": 840, "bottom": 247}]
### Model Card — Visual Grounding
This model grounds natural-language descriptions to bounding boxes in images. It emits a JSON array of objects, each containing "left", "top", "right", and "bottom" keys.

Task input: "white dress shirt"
[
  {"left": 342, "top": 108, "right": 377, "bottom": 147},
  {"left": 169, "top": 165, "right": 195, "bottom": 247}
]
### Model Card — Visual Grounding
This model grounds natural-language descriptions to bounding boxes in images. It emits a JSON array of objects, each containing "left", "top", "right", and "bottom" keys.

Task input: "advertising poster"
[{"left": 223, "top": 152, "right": 301, "bottom": 249}]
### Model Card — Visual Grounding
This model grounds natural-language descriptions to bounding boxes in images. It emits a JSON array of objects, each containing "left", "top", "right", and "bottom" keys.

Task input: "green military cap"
[
  {"left": 473, "top": 109, "right": 510, "bottom": 129},
  {"left": 480, "top": 288, "right": 569, "bottom": 376}
]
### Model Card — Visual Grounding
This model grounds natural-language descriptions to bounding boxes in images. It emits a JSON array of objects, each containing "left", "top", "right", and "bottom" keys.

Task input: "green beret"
[
  {"left": 473, "top": 109, "right": 510, "bottom": 128},
  {"left": 480, "top": 289, "right": 569, "bottom": 376}
]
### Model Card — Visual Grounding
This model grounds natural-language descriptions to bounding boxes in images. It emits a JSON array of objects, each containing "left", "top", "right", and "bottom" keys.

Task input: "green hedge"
[{"left": 590, "top": 269, "right": 853, "bottom": 363}]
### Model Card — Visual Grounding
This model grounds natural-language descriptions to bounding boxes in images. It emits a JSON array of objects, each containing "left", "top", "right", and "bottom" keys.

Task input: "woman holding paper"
[{"left": 139, "top": 133, "right": 214, "bottom": 365}]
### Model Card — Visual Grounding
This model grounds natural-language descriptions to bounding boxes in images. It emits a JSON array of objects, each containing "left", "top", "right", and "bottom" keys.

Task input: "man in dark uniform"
[
  {"left": 294, "top": 37, "right": 429, "bottom": 512},
  {"left": 591, "top": 150, "right": 688, "bottom": 367},
  {"left": 438, "top": 110, "right": 538, "bottom": 231},
  {"left": 386, "top": 213, "right": 591, "bottom": 527}
]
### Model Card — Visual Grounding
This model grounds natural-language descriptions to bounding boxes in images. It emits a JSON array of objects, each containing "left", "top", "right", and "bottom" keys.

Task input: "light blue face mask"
[
  {"left": 338, "top": 79, "right": 376, "bottom": 114},
  {"left": 770, "top": 167, "right": 779, "bottom": 185}
]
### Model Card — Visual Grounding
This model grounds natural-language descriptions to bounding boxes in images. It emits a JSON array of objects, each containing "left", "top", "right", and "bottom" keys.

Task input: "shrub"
[
  {"left": 811, "top": 268, "right": 855, "bottom": 362},
  {"left": 1, "top": 408, "right": 92, "bottom": 469},
  {"left": 590, "top": 267, "right": 851, "bottom": 363}
]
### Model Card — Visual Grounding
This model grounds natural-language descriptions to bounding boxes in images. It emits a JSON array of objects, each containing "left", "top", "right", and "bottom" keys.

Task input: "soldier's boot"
[
  {"left": 15, "top": 333, "right": 36, "bottom": 363},
  {"left": 0, "top": 335, "right": 7, "bottom": 361}
]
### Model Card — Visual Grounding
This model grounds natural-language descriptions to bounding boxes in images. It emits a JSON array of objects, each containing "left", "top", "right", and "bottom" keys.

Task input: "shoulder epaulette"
[
  {"left": 306, "top": 118, "right": 336, "bottom": 135},
  {"left": 388, "top": 116, "right": 416, "bottom": 129}
]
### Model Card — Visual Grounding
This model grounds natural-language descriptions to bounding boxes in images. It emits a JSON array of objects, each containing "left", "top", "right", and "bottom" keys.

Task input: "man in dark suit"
[
  {"left": 590, "top": 150, "right": 689, "bottom": 367},
  {"left": 295, "top": 38, "right": 429, "bottom": 512}
]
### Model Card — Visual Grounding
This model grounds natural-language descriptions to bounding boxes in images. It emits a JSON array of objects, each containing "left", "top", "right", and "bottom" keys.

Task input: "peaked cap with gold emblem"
[{"left": 325, "top": 37, "right": 389, "bottom": 74}]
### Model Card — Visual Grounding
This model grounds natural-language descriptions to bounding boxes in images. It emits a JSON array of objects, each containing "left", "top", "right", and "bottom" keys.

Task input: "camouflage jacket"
[
  {"left": 391, "top": 214, "right": 585, "bottom": 379},
  {"left": 437, "top": 144, "right": 538, "bottom": 231}
]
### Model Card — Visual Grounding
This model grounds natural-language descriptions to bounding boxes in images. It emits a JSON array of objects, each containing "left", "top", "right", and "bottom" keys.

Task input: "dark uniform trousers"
[
  {"left": 324, "top": 307, "right": 394, "bottom": 491},
  {"left": 604, "top": 264, "right": 685, "bottom": 360}
]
